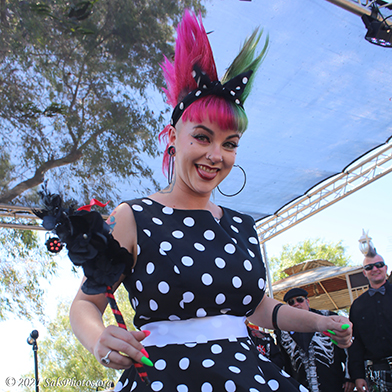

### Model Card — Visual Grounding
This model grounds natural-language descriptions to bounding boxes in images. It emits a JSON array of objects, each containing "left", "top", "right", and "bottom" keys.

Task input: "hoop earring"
[
  {"left": 217, "top": 164, "right": 246, "bottom": 197},
  {"left": 167, "top": 146, "right": 176, "bottom": 185}
]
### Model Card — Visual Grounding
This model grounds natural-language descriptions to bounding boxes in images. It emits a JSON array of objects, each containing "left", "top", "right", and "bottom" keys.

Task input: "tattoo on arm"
[{"left": 107, "top": 211, "right": 117, "bottom": 231}]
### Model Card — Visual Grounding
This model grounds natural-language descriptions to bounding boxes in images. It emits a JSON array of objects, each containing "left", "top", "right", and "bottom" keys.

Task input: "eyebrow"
[{"left": 193, "top": 125, "right": 241, "bottom": 140}]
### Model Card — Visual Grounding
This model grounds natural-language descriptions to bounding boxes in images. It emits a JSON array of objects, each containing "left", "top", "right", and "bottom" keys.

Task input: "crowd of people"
[{"left": 49, "top": 8, "right": 390, "bottom": 392}]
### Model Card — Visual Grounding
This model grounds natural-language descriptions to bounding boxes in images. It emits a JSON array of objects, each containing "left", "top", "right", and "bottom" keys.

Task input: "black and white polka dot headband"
[{"left": 170, "top": 64, "right": 253, "bottom": 127}]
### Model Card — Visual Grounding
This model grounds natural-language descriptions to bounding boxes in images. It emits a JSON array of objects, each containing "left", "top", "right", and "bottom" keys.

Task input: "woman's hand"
[
  {"left": 94, "top": 325, "right": 151, "bottom": 370},
  {"left": 318, "top": 315, "right": 353, "bottom": 348}
]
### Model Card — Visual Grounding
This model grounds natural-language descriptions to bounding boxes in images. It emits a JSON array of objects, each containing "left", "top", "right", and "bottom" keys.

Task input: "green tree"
[
  {"left": 269, "top": 238, "right": 352, "bottom": 281},
  {"left": 22, "top": 285, "right": 135, "bottom": 392},
  {"left": 0, "top": 225, "right": 57, "bottom": 321},
  {"left": 0, "top": 0, "right": 204, "bottom": 207}
]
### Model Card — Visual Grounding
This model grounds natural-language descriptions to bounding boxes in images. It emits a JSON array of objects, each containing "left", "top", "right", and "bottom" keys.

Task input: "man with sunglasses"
[
  {"left": 276, "top": 288, "right": 354, "bottom": 392},
  {"left": 349, "top": 254, "right": 392, "bottom": 392}
]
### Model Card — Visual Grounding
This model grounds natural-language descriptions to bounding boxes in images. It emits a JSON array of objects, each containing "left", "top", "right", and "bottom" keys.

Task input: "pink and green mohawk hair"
[{"left": 159, "top": 10, "right": 269, "bottom": 177}]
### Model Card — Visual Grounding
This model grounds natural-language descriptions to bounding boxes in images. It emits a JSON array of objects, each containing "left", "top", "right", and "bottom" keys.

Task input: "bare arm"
[
  {"left": 69, "top": 203, "right": 147, "bottom": 369},
  {"left": 248, "top": 296, "right": 353, "bottom": 348}
]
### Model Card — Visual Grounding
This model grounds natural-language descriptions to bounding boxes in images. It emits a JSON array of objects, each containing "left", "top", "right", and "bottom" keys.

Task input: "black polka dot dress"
[{"left": 115, "top": 198, "right": 308, "bottom": 392}]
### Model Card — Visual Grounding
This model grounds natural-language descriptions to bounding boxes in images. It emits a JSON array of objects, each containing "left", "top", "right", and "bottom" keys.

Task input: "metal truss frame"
[
  {"left": 326, "top": 0, "right": 392, "bottom": 25},
  {"left": 256, "top": 141, "right": 392, "bottom": 243}
]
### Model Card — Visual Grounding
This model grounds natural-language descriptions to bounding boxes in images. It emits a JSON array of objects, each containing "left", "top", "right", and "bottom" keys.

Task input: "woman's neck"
[{"left": 150, "top": 189, "right": 222, "bottom": 219}]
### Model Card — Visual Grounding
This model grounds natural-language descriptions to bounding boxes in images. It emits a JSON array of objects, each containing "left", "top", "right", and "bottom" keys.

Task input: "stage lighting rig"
[{"left": 362, "top": 3, "right": 392, "bottom": 47}]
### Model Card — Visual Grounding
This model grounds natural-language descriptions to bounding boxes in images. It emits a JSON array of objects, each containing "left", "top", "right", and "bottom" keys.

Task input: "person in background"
[
  {"left": 276, "top": 288, "right": 354, "bottom": 392},
  {"left": 246, "top": 320, "right": 285, "bottom": 368},
  {"left": 349, "top": 253, "right": 392, "bottom": 392}
]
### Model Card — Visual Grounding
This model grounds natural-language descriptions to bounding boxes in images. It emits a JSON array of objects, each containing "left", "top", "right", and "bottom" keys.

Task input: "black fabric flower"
[{"left": 33, "top": 185, "right": 133, "bottom": 295}]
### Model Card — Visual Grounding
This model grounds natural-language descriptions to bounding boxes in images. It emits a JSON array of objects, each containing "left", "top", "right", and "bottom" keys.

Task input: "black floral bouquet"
[{"left": 33, "top": 182, "right": 133, "bottom": 295}]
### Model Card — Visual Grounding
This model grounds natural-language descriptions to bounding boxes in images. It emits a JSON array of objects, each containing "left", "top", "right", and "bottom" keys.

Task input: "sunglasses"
[
  {"left": 287, "top": 296, "right": 307, "bottom": 306},
  {"left": 363, "top": 261, "right": 385, "bottom": 271}
]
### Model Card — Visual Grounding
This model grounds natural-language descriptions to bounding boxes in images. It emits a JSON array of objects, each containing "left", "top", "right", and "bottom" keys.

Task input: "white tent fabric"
[{"left": 183, "top": 0, "right": 392, "bottom": 222}]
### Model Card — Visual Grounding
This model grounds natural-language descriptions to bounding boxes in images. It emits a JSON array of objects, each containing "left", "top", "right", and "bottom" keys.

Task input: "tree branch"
[{"left": 0, "top": 149, "right": 83, "bottom": 203}]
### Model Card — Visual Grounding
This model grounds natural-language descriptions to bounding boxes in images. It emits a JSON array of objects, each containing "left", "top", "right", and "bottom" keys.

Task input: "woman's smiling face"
[{"left": 169, "top": 118, "right": 241, "bottom": 197}]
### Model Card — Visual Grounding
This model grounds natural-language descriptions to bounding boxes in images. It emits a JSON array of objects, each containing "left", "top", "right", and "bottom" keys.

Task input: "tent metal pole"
[{"left": 262, "top": 242, "right": 274, "bottom": 298}]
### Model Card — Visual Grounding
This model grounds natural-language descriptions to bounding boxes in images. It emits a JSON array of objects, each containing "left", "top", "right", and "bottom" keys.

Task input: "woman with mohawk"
[{"left": 70, "top": 10, "right": 352, "bottom": 391}]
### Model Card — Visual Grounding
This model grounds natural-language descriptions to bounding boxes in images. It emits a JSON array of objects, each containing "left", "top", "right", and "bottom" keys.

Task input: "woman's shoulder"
[{"left": 221, "top": 205, "right": 256, "bottom": 225}]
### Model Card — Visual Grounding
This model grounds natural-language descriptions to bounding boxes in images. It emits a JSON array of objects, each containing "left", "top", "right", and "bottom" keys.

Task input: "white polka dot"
[
  {"left": 154, "top": 359, "right": 166, "bottom": 370},
  {"left": 232, "top": 237, "right": 238, "bottom": 244},
  {"left": 183, "top": 217, "right": 195, "bottom": 227},
  {"left": 196, "top": 308, "right": 207, "bottom": 317},
  {"left": 224, "top": 243, "right": 236, "bottom": 254},
  {"left": 254, "top": 374, "right": 266, "bottom": 384},
  {"left": 201, "top": 273, "right": 213, "bottom": 285},
  {"left": 132, "top": 204, "right": 143, "bottom": 212},
  {"left": 179, "top": 357, "right": 190, "bottom": 370},
  {"left": 248, "top": 236, "right": 258, "bottom": 244},
  {"left": 225, "top": 380, "right": 236, "bottom": 392},
  {"left": 229, "top": 366, "right": 241, "bottom": 373},
  {"left": 172, "top": 230, "right": 184, "bottom": 239},
  {"left": 168, "top": 314, "right": 181, "bottom": 321},
  {"left": 231, "top": 225, "right": 239, "bottom": 233},
  {"left": 299, "top": 385, "right": 308, "bottom": 392},
  {"left": 129, "top": 381, "right": 136, "bottom": 391},
  {"left": 204, "top": 230, "right": 215, "bottom": 240},
  {"left": 280, "top": 369, "right": 291, "bottom": 378},
  {"left": 159, "top": 248, "right": 167, "bottom": 256},
  {"left": 201, "top": 383, "right": 213, "bottom": 392},
  {"left": 243, "top": 260, "right": 252, "bottom": 271},
  {"left": 202, "top": 359, "right": 215, "bottom": 368},
  {"left": 137, "top": 244, "right": 141, "bottom": 255},
  {"left": 149, "top": 299, "right": 158, "bottom": 311},
  {"left": 234, "top": 352, "right": 247, "bottom": 361},
  {"left": 240, "top": 342, "right": 251, "bottom": 350},
  {"left": 146, "top": 262, "right": 155, "bottom": 274},
  {"left": 115, "top": 379, "right": 130, "bottom": 391},
  {"left": 215, "top": 257, "right": 226, "bottom": 268},
  {"left": 152, "top": 217, "right": 163, "bottom": 225},
  {"left": 185, "top": 342, "right": 196, "bottom": 348},
  {"left": 150, "top": 381, "right": 164, "bottom": 391},
  {"left": 151, "top": 381, "right": 163, "bottom": 391},
  {"left": 249, "top": 389, "right": 259, "bottom": 392},
  {"left": 183, "top": 292, "right": 194, "bottom": 303},
  {"left": 258, "top": 278, "right": 265, "bottom": 290},
  {"left": 258, "top": 353, "right": 270, "bottom": 361},
  {"left": 232, "top": 276, "right": 242, "bottom": 288},
  {"left": 194, "top": 242, "right": 205, "bottom": 251},
  {"left": 177, "top": 385, "right": 188, "bottom": 392},
  {"left": 267, "top": 380, "right": 279, "bottom": 391},
  {"left": 181, "top": 256, "right": 193, "bottom": 267},
  {"left": 143, "top": 229, "right": 151, "bottom": 237},
  {"left": 136, "top": 280, "right": 143, "bottom": 292},
  {"left": 160, "top": 241, "right": 172, "bottom": 251},
  {"left": 220, "top": 308, "right": 231, "bottom": 314},
  {"left": 174, "top": 265, "right": 180, "bottom": 274},
  {"left": 142, "top": 199, "right": 153, "bottom": 205},
  {"left": 233, "top": 216, "right": 242, "bottom": 223},
  {"left": 211, "top": 344, "right": 222, "bottom": 354},
  {"left": 243, "top": 295, "right": 252, "bottom": 305},
  {"left": 215, "top": 293, "right": 226, "bottom": 305},
  {"left": 248, "top": 249, "right": 255, "bottom": 258},
  {"left": 158, "top": 281, "right": 170, "bottom": 294},
  {"left": 162, "top": 206, "right": 173, "bottom": 214}
]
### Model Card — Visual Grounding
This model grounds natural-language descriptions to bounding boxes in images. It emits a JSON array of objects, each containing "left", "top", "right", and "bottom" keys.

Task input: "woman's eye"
[
  {"left": 224, "top": 142, "right": 239, "bottom": 149},
  {"left": 193, "top": 134, "right": 209, "bottom": 142}
]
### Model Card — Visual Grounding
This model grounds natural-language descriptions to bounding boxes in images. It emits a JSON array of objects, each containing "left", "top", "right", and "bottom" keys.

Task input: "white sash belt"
[{"left": 141, "top": 315, "right": 247, "bottom": 347}]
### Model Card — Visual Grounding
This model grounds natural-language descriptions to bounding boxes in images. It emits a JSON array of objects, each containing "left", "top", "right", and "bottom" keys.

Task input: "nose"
[{"left": 206, "top": 144, "right": 223, "bottom": 165}]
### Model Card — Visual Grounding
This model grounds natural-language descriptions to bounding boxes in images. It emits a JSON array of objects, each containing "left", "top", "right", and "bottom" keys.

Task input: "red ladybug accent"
[{"left": 45, "top": 237, "right": 63, "bottom": 253}]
